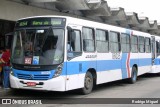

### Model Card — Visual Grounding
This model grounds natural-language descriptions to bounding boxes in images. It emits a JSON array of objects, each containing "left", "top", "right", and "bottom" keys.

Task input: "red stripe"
[
  {"left": 127, "top": 53, "right": 131, "bottom": 78},
  {"left": 127, "top": 31, "right": 133, "bottom": 78}
]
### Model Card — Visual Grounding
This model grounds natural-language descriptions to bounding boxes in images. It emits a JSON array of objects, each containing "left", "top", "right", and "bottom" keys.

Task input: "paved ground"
[
  {"left": 1, "top": 73, "right": 160, "bottom": 107},
  {"left": 0, "top": 85, "right": 11, "bottom": 96}
]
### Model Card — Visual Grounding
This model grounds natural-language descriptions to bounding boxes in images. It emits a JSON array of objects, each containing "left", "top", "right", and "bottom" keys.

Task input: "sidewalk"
[{"left": 0, "top": 85, "right": 11, "bottom": 97}]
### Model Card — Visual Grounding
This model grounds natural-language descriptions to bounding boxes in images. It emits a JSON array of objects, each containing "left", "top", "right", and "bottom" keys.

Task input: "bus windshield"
[{"left": 12, "top": 28, "right": 64, "bottom": 65}]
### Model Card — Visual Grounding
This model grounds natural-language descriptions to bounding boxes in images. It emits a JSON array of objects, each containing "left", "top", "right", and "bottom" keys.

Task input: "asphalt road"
[{"left": 1, "top": 73, "right": 160, "bottom": 107}]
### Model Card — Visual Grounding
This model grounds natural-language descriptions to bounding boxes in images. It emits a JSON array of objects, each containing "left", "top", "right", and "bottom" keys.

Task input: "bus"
[
  {"left": 10, "top": 16, "right": 153, "bottom": 94},
  {"left": 150, "top": 35, "right": 160, "bottom": 74}
]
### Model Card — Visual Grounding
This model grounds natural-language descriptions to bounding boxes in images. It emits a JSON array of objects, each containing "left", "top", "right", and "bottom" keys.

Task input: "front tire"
[
  {"left": 128, "top": 66, "right": 137, "bottom": 84},
  {"left": 80, "top": 72, "right": 93, "bottom": 95}
]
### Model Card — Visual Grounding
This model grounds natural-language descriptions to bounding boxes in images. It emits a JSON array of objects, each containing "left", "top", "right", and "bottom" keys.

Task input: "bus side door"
[{"left": 66, "top": 25, "right": 83, "bottom": 90}]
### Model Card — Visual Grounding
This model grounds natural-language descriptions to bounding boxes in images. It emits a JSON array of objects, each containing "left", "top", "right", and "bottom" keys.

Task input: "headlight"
[
  {"left": 53, "top": 64, "right": 63, "bottom": 78},
  {"left": 10, "top": 71, "right": 14, "bottom": 76},
  {"left": 10, "top": 67, "right": 14, "bottom": 76}
]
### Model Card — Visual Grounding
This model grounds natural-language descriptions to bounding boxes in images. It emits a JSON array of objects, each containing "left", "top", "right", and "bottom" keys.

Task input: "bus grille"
[{"left": 17, "top": 73, "right": 50, "bottom": 80}]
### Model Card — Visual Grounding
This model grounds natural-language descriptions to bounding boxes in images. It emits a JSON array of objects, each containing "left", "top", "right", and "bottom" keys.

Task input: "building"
[{"left": 0, "top": 0, "right": 160, "bottom": 49}]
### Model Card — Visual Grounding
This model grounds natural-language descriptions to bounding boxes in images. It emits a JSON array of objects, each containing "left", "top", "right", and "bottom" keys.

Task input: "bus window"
[
  {"left": 82, "top": 27, "right": 95, "bottom": 52},
  {"left": 156, "top": 41, "right": 160, "bottom": 56},
  {"left": 12, "top": 31, "right": 23, "bottom": 59},
  {"left": 131, "top": 35, "right": 138, "bottom": 53},
  {"left": 145, "top": 38, "right": 151, "bottom": 53},
  {"left": 67, "top": 30, "right": 82, "bottom": 58},
  {"left": 96, "top": 29, "right": 109, "bottom": 53},
  {"left": 110, "top": 31, "right": 120, "bottom": 53},
  {"left": 68, "top": 30, "right": 81, "bottom": 52},
  {"left": 121, "top": 33, "right": 130, "bottom": 53},
  {"left": 139, "top": 36, "right": 145, "bottom": 53}
]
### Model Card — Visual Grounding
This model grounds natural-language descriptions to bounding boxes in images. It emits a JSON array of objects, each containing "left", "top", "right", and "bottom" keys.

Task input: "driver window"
[
  {"left": 13, "top": 32, "right": 22, "bottom": 58},
  {"left": 68, "top": 30, "right": 81, "bottom": 52}
]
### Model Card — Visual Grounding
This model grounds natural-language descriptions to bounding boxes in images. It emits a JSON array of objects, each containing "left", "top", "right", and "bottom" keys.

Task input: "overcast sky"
[{"left": 106, "top": 0, "right": 160, "bottom": 23}]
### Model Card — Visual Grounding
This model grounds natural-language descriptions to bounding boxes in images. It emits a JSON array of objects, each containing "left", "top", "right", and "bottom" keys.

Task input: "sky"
[{"left": 106, "top": 0, "right": 160, "bottom": 23}]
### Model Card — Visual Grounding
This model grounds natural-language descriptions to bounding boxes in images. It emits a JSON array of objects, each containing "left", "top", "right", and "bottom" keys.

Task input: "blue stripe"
[
  {"left": 121, "top": 53, "right": 128, "bottom": 79},
  {"left": 66, "top": 58, "right": 151, "bottom": 75},
  {"left": 97, "top": 60, "right": 120, "bottom": 71},
  {"left": 154, "top": 58, "right": 160, "bottom": 65},
  {"left": 13, "top": 58, "right": 152, "bottom": 80},
  {"left": 66, "top": 61, "right": 96, "bottom": 75},
  {"left": 130, "top": 58, "right": 151, "bottom": 66}
]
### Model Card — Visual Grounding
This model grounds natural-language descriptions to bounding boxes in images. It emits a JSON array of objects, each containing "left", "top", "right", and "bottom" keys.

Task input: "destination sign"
[{"left": 16, "top": 17, "right": 66, "bottom": 28}]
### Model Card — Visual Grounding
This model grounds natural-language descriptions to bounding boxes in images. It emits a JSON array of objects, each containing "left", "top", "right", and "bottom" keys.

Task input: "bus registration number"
[{"left": 27, "top": 82, "right": 36, "bottom": 87}]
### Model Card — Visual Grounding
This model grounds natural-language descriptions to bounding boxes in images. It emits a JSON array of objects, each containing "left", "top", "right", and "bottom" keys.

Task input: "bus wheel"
[
  {"left": 80, "top": 71, "right": 93, "bottom": 95},
  {"left": 128, "top": 66, "right": 137, "bottom": 84}
]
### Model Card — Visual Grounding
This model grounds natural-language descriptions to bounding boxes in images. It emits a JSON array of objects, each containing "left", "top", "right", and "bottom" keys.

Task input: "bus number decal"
[
  {"left": 86, "top": 55, "right": 97, "bottom": 58},
  {"left": 112, "top": 53, "right": 121, "bottom": 59}
]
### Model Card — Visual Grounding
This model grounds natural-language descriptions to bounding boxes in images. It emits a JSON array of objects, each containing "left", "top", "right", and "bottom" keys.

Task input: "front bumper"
[{"left": 10, "top": 74, "right": 66, "bottom": 91}]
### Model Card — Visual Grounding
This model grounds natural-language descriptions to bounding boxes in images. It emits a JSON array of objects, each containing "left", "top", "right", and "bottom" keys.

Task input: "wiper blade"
[{"left": 41, "top": 27, "right": 53, "bottom": 49}]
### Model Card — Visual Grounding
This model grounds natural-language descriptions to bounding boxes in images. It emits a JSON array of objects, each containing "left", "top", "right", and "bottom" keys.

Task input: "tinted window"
[
  {"left": 110, "top": 31, "right": 120, "bottom": 53},
  {"left": 96, "top": 29, "right": 109, "bottom": 53},
  {"left": 145, "top": 38, "right": 151, "bottom": 53},
  {"left": 83, "top": 27, "right": 95, "bottom": 52},
  {"left": 131, "top": 36, "right": 138, "bottom": 53},
  {"left": 68, "top": 30, "right": 81, "bottom": 52},
  {"left": 121, "top": 33, "right": 130, "bottom": 53},
  {"left": 139, "top": 36, "right": 145, "bottom": 53}
]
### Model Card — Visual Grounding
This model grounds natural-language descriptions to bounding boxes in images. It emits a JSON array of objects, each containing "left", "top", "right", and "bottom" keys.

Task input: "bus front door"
[{"left": 66, "top": 25, "right": 83, "bottom": 91}]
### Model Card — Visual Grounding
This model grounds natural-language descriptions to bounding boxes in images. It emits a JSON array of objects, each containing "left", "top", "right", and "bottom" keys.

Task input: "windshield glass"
[{"left": 12, "top": 28, "right": 64, "bottom": 65}]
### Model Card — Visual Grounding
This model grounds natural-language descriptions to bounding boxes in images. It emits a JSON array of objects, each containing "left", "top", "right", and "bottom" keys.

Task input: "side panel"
[
  {"left": 121, "top": 53, "right": 130, "bottom": 78},
  {"left": 138, "top": 53, "right": 152, "bottom": 75},
  {"left": 66, "top": 54, "right": 97, "bottom": 91},
  {"left": 121, "top": 30, "right": 131, "bottom": 79},
  {"left": 96, "top": 53, "right": 122, "bottom": 84}
]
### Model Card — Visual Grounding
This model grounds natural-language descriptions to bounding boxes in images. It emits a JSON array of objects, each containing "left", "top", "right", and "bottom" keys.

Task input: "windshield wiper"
[{"left": 41, "top": 27, "right": 53, "bottom": 49}]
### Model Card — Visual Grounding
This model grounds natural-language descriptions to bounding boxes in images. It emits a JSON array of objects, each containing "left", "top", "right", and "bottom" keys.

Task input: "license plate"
[{"left": 27, "top": 82, "right": 36, "bottom": 87}]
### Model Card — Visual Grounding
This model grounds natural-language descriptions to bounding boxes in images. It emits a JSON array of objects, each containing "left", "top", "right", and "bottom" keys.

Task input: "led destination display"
[{"left": 16, "top": 17, "right": 66, "bottom": 27}]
